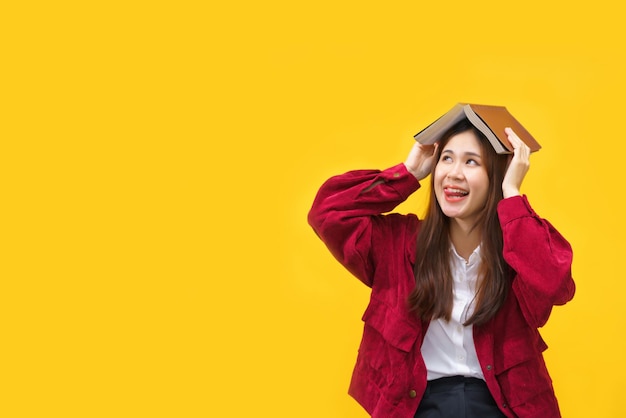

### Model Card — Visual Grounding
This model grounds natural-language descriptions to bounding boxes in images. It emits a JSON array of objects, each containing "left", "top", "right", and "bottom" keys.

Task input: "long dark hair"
[{"left": 407, "top": 119, "right": 511, "bottom": 326}]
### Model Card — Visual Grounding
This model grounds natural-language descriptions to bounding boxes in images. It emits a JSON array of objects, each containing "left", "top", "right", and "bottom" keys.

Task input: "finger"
[
  {"left": 505, "top": 127, "right": 531, "bottom": 158},
  {"left": 505, "top": 127, "right": 523, "bottom": 148}
]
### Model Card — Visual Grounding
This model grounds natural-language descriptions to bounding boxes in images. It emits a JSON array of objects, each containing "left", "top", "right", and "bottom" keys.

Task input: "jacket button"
[
  {"left": 486, "top": 364, "right": 492, "bottom": 370},
  {"left": 409, "top": 390, "right": 417, "bottom": 398}
]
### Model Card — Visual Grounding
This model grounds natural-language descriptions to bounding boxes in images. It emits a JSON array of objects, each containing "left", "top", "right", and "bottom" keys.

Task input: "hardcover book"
[{"left": 414, "top": 103, "right": 541, "bottom": 154}]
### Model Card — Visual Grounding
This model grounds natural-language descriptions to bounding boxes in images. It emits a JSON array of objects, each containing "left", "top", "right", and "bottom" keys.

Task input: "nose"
[{"left": 447, "top": 161, "right": 464, "bottom": 180}]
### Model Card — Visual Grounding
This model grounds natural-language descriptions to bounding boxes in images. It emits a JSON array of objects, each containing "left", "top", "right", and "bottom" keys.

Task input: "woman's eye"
[
  {"left": 441, "top": 155, "right": 452, "bottom": 162},
  {"left": 466, "top": 159, "right": 478, "bottom": 165}
]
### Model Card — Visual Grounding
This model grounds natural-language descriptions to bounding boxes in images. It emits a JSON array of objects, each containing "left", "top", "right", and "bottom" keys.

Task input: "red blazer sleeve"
[
  {"left": 307, "top": 163, "right": 420, "bottom": 287},
  {"left": 498, "top": 195, "right": 575, "bottom": 328}
]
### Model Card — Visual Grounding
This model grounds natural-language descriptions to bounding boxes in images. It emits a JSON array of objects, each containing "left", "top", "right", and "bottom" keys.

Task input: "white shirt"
[{"left": 420, "top": 244, "right": 485, "bottom": 381}]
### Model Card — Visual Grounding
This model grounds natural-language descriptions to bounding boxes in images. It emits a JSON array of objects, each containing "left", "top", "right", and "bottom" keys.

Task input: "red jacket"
[{"left": 308, "top": 163, "right": 575, "bottom": 418}]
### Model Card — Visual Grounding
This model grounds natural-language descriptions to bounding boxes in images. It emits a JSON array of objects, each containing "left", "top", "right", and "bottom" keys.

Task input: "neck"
[{"left": 449, "top": 219, "right": 481, "bottom": 261}]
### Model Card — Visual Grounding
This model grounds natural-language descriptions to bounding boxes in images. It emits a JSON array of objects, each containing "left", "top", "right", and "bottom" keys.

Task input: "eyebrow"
[{"left": 441, "top": 149, "right": 482, "bottom": 159}]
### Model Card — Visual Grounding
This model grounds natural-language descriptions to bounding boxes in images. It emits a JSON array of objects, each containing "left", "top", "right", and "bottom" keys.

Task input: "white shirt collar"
[{"left": 449, "top": 243, "right": 481, "bottom": 267}]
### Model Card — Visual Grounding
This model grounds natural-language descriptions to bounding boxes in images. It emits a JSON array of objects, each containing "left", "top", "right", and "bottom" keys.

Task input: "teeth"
[{"left": 446, "top": 188, "right": 468, "bottom": 195}]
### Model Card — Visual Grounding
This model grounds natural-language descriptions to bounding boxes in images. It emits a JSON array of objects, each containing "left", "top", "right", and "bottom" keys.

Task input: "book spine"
[{"left": 463, "top": 107, "right": 508, "bottom": 154}]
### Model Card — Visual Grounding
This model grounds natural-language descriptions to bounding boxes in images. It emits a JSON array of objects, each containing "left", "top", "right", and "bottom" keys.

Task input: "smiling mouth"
[{"left": 444, "top": 187, "right": 469, "bottom": 200}]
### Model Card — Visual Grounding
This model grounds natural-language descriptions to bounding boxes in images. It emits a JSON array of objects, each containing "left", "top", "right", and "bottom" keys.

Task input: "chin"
[{"left": 441, "top": 209, "right": 463, "bottom": 219}]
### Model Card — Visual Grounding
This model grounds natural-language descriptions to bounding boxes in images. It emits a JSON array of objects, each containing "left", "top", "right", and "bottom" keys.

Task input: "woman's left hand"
[{"left": 502, "top": 127, "right": 531, "bottom": 198}]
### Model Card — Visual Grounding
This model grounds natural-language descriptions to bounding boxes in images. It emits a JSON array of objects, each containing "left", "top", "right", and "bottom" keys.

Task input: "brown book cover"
[{"left": 413, "top": 103, "right": 541, "bottom": 154}]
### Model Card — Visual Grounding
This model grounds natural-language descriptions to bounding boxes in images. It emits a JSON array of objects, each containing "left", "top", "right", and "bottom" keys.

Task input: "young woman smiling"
[{"left": 308, "top": 118, "right": 574, "bottom": 418}]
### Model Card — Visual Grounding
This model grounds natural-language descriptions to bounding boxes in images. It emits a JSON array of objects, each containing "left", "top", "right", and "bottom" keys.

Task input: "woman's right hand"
[{"left": 404, "top": 142, "right": 438, "bottom": 180}]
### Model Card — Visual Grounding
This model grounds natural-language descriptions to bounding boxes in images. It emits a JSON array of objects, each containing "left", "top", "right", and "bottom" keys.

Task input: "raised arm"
[
  {"left": 308, "top": 142, "right": 437, "bottom": 286},
  {"left": 498, "top": 128, "right": 574, "bottom": 327},
  {"left": 307, "top": 164, "right": 418, "bottom": 286},
  {"left": 498, "top": 196, "right": 575, "bottom": 328}
]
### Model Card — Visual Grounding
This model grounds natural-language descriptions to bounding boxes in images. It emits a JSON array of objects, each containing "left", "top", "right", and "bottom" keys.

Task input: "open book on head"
[{"left": 413, "top": 103, "right": 541, "bottom": 154}]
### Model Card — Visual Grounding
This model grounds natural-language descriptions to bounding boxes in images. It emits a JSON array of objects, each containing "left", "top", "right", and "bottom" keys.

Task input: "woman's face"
[{"left": 434, "top": 130, "right": 490, "bottom": 227}]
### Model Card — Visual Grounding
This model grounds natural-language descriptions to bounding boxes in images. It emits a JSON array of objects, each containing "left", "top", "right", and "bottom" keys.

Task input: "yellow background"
[{"left": 2, "top": 1, "right": 624, "bottom": 417}]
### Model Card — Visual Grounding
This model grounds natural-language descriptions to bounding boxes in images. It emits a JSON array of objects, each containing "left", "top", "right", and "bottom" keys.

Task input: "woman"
[{"left": 307, "top": 118, "right": 575, "bottom": 418}]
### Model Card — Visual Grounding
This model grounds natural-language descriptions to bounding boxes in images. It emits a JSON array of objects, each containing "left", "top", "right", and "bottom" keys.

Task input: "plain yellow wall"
[{"left": 2, "top": 0, "right": 624, "bottom": 417}]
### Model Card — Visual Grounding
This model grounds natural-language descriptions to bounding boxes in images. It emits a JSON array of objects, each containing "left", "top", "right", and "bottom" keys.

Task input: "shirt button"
[
  {"left": 409, "top": 390, "right": 417, "bottom": 398},
  {"left": 393, "top": 172, "right": 400, "bottom": 178}
]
